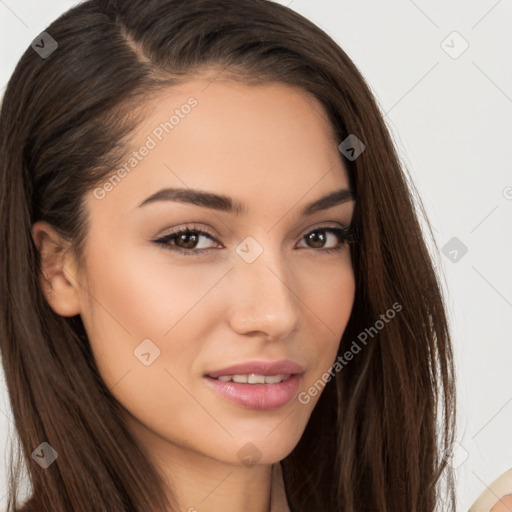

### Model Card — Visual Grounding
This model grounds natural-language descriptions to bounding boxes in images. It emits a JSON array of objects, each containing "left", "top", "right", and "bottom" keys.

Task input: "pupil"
[
  {"left": 308, "top": 231, "right": 325, "bottom": 248},
  {"left": 179, "top": 233, "right": 197, "bottom": 249}
]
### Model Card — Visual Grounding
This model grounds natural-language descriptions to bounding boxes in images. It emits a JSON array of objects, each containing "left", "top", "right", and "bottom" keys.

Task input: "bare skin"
[
  {"left": 490, "top": 495, "right": 512, "bottom": 512},
  {"left": 32, "top": 74, "right": 356, "bottom": 512}
]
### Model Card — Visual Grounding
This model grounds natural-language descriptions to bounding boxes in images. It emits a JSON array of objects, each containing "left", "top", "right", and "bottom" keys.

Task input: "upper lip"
[{"left": 205, "top": 359, "right": 304, "bottom": 378}]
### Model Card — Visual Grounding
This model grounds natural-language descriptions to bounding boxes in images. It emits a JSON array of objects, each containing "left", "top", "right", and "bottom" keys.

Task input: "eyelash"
[{"left": 153, "top": 223, "right": 356, "bottom": 256}]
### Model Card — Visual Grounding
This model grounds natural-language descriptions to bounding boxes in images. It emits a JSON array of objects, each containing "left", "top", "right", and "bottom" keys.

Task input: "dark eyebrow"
[{"left": 136, "top": 187, "right": 354, "bottom": 216}]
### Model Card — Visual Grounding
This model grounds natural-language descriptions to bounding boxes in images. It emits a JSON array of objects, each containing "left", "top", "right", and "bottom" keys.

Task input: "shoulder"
[{"left": 468, "top": 469, "right": 512, "bottom": 512}]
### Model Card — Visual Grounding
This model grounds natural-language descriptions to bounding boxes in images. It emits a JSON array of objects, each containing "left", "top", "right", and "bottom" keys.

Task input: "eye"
[
  {"left": 153, "top": 225, "right": 219, "bottom": 255},
  {"left": 153, "top": 223, "right": 355, "bottom": 256},
  {"left": 297, "top": 225, "right": 355, "bottom": 253}
]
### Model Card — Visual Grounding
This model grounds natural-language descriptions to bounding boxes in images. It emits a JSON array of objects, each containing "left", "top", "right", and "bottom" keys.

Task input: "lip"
[
  {"left": 203, "top": 373, "right": 303, "bottom": 410},
  {"left": 203, "top": 359, "right": 304, "bottom": 411},
  {"left": 205, "top": 359, "right": 304, "bottom": 378}
]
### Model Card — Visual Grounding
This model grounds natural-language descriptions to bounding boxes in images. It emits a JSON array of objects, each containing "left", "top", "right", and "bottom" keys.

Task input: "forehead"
[{"left": 87, "top": 78, "right": 350, "bottom": 218}]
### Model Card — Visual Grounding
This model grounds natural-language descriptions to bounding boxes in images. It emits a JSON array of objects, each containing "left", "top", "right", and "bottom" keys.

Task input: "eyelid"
[
  {"left": 156, "top": 221, "right": 351, "bottom": 239},
  {"left": 300, "top": 221, "right": 351, "bottom": 234},
  {"left": 153, "top": 221, "right": 355, "bottom": 254},
  {"left": 155, "top": 223, "right": 220, "bottom": 244}
]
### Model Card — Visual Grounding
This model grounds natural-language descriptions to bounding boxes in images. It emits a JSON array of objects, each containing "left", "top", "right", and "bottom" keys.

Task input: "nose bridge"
[{"left": 228, "top": 233, "right": 300, "bottom": 336}]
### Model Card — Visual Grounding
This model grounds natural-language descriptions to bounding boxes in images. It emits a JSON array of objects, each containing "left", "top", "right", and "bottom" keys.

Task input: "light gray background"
[{"left": 1, "top": 1, "right": 511, "bottom": 510}]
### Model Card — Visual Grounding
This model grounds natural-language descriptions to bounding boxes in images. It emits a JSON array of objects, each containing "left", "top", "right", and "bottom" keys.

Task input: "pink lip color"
[
  {"left": 206, "top": 359, "right": 304, "bottom": 378},
  {"left": 204, "top": 374, "right": 302, "bottom": 410}
]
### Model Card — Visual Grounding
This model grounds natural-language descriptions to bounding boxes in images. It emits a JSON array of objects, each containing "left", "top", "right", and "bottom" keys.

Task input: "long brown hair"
[{"left": 0, "top": 0, "right": 456, "bottom": 510}]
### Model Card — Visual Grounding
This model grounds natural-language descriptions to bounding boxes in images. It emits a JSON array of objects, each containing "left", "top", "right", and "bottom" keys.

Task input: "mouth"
[
  {"left": 203, "top": 371, "right": 303, "bottom": 410},
  {"left": 205, "top": 359, "right": 304, "bottom": 379},
  {"left": 207, "top": 373, "right": 292, "bottom": 384}
]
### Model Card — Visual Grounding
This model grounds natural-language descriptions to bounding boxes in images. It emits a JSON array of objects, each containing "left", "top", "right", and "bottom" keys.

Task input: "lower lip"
[{"left": 204, "top": 374, "right": 302, "bottom": 410}]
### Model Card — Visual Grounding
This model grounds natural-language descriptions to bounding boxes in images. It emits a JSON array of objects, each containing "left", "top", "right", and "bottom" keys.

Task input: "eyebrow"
[{"left": 137, "top": 186, "right": 354, "bottom": 216}]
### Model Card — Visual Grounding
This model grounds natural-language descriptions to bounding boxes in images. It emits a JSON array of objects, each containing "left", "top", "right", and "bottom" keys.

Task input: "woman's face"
[{"left": 41, "top": 77, "right": 356, "bottom": 468}]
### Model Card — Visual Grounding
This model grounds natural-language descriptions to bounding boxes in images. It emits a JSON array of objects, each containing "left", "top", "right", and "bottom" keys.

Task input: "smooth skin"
[
  {"left": 491, "top": 495, "right": 512, "bottom": 512},
  {"left": 32, "top": 74, "right": 356, "bottom": 512}
]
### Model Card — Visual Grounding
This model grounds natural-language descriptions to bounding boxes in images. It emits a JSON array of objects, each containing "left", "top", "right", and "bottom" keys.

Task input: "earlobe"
[{"left": 31, "top": 221, "right": 82, "bottom": 317}]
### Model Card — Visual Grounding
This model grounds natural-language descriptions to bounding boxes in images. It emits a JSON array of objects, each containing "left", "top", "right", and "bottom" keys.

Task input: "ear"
[{"left": 31, "top": 221, "right": 82, "bottom": 317}]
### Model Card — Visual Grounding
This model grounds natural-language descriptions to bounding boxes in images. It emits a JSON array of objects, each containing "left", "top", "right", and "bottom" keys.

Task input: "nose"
[{"left": 226, "top": 244, "right": 300, "bottom": 339}]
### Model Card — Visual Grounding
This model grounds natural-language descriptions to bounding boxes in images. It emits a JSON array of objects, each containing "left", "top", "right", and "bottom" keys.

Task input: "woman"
[{"left": 0, "top": 0, "right": 457, "bottom": 510}]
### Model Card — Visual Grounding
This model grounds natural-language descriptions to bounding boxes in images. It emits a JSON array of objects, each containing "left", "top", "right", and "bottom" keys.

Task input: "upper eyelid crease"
[
  {"left": 137, "top": 187, "right": 354, "bottom": 217},
  {"left": 156, "top": 221, "right": 352, "bottom": 242},
  {"left": 154, "top": 224, "right": 354, "bottom": 252}
]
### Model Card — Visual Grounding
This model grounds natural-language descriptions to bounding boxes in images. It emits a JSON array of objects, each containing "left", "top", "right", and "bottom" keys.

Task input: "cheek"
[
  {"left": 77, "top": 240, "right": 247, "bottom": 404},
  {"left": 90, "top": 248, "right": 222, "bottom": 333},
  {"left": 76, "top": 246, "right": 224, "bottom": 447},
  {"left": 304, "top": 255, "right": 355, "bottom": 339},
  {"left": 81, "top": 240, "right": 227, "bottom": 345},
  {"left": 77, "top": 241, "right": 222, "bottom": 387},
  {"left": 313, "top": 260, "right": 355, "bottom": 330},
  {"left": 298, "top": 258, "right": 355, "bottom": 390}
]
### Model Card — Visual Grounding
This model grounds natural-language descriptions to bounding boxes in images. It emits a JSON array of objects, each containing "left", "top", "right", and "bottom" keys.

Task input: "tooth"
[
  {"left": 264, "top": 374, "right": 285, "bottom": 384},
  {"left": 248, "top": 374, "right": 266, "bottom": 384},
  {"left": 216, "top": 373, "right": 290, "bottom": 384}
]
